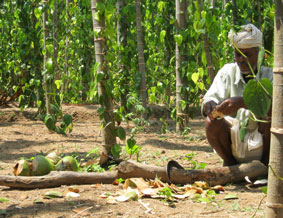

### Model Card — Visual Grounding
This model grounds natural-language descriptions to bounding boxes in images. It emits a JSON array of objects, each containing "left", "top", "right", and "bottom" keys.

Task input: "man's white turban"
[{"left": 228, "top": 24, "right": 262, "bottom": 49}]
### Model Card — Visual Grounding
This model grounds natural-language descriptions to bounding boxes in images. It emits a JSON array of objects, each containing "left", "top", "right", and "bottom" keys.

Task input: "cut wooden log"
[{"left": 0, "top": 160, "right": 267, "bottom": 189}]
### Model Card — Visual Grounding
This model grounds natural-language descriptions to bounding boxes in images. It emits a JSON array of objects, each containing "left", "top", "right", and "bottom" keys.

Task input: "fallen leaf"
[
  {"left": 112, "top": 180, "right": 119, "bottom": 185},
  {"left": 194, "top": 181, "right": 209, "bottom": 189},
  {"left": 224, "top": 194, "right": 238, "bottom": 200},
  {"left": 44, "top": 191, "right": 63, "bottom": 199},
  {"left": 66, "top": 192, "right": 80, "bottom": 198},
  {"left": 185, "top": 185, "right": 203, "bottom": 194},
  {"left": 72, "top": 207, "right": 92, "bottom": 216},
  {"left": 33, "top": 199, "right": 44, "bottom": 204},
  {"left": 67, "top": 187, "right": 80, "bottom": 193},
  {"left": 211, "top": 185, "right": 225, "bottom": 193},
  {"left": 19, "top": 194, "right": 28, "bottom": 201},
  {"left": 0, "top": 197, "right": 9, "bottom": 203},
  {"left": 141, "top": 188, "right": 160, "bottom": 196},
  {"left": 91, "top": 184, "right": 102, "bottom": 189},
  {"left": 123, "top": 178, "right": 148, "bottom": 191},
  {"left": 106, "top": 196, "right": 117, "bottom": 204}
]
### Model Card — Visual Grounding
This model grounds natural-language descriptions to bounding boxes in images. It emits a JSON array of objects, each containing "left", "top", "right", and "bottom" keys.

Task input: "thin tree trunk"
[
  {"left": 212, "top": 0, "right": 216, "bottom": 14},
  {"left": 117, "top": 0, "right": 129, "bottom": 112},
  {"left": 135, "top": 0, "right": 147, "bottom": 112},
  {"left": 43, "top": 0, "right": 51, "bottom": 114},
  {"left": 257, "top": 0, "right": 262, "bottom": 26},
  {"left": 175, "top": 0, "right": 189, "bottom": 132},
  {"left": 266, "top": 1, "right": 283, "bottom": 217},
  {"left": 197, "top": 0, "right": 215, "bottom": 84},
  {"left": 64, "top": 0, "right": 71, "bottom": 94},
  {"left": 231, "top": 0, "right": 237, "bottom": 26},
  {"left": 91, "top": 0, "right": 117, "bottom": 165},
  {"left": 53, "top": 0, "right": 59, "bottom": 80}
]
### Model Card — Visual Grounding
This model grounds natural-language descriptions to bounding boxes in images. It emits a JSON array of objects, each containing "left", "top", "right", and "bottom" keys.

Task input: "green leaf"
[
  {"left": 0, "top": 197, "right": 9, "bottom": 203},
  {"left": 257, "top": 46, "right": 265, "bottom": 71},
  {"left": 179, "top": 100, "right": 187, "bottom": 111},
  {"left": 174, "top": 34, "right": 183, "bottom": 46},
  {"left": 63, "top": 114, "right": 73, "bottom": 126},
  {"left": 117, "top": 127, "right": 126, "bottom": 140},
  {"left": 243, "top": 79, "right": 272, "bottom": 118},
  {"left": 111, "top": 144, "right": 122, "bottom": 158},
  {"left": 55, "top": 80, "right": 63, "bottom": 89},
  {"left": 44, "top": 115, "right": 56, "bottom": 131},
  {"left": 224, "top": 194, "right": 238, "bottom": 200},
  {"left": 239, "top": 118, "right": 248, "bottom": 142},
  {"left": 160, "top": 30, "right": 166, "bottom": 44},
  {"left": 46, "top": 58, "right": 54, "bottom": 73},
  {"left": 95, "top": 72, "right": 105, "bottom": 83},
  {"left": 97, "top": 107, "right": 106, "bottom": 118},
  {"left": 44, "top": 191, "right": 63, "bottom": 199},
  {"left": 261, "top": 186, "right": 267, "bottom": 194},
  {"left": 191, "top": 72, "right": 199, "bottom": 84},
  {"left": 50, "top": 104, "right": 60, "bottom": 114},
  {"left": 127, "top": 138, "right": 136, "bottom": 148},
  {"left": 33, "top": 199, "right": 44, "bottom": 204}
]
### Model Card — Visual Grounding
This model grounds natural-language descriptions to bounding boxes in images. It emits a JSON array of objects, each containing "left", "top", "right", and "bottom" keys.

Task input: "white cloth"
[
  {"left": 225, "top": 116, "right": 263, "bottom": 163},
  {"left": 202, "top": 63, "right": 273, "bottom": 161},
  {"left": 228, "top": 24, "right": 262, "bottom": 49}
]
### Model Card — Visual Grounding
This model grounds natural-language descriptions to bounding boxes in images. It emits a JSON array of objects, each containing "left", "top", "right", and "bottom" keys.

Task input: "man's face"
[{"left": 234, "top": 47, "right": 259, "bottom": 74}]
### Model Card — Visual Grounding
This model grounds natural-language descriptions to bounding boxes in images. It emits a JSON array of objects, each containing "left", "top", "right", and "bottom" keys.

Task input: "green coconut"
[
  {"left": 32, "top": 155, "right": 54, "bottom": 176},
  {"left": 46, "top": 151, "right": 60, "bottom": 165},
  {"left": 13, "top": 159, "right": 32, "bottom": 176},
  {"left": 55, "top": 156, "right": 79, "bottom": 171}
]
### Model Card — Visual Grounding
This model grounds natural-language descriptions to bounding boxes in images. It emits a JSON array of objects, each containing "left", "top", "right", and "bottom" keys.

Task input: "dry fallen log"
[{"left": 0, "top": 160, "right": 267, "bottom": 189}]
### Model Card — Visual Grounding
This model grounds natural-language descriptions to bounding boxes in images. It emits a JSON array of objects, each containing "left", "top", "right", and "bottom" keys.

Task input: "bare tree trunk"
[
  {"left": 135, "top": 0, "right": 147, "bottom": 112},
  {"left": 43, "top": 0, "right": 51, "bottom": 114},
  {"left": 0, "top": 160, "right": 267, "bottom": 189},
  {"left": 197, "top": 0, "right": 215, "bottom": 84},
  {"left": 266, "top": 1, "right": 283, "bottom": 217},
  {"left": 175, "top": 0, "right": 189, "bottom": 132},
  {"left": 91, "top": 0, "right": 117, "bottom": 165}
]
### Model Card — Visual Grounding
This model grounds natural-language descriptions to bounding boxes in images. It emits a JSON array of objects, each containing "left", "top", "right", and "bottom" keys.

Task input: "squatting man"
[{"left": 202, "top": 24, "right": 273, "bottom": 166}]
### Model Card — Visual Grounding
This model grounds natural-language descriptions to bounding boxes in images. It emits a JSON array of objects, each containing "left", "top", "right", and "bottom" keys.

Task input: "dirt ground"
[{"left": 0, "top": 103, "right": 267, "bottom": 218}]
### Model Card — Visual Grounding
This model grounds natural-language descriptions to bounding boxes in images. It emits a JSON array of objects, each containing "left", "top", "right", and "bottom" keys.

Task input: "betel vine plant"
[{"left": 230, "top": 43, "right": 273, "bottom": 141}]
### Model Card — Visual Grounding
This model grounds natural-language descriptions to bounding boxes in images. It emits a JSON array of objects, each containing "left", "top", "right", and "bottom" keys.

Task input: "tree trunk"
[
  {"left": 64, "top": 0, "right": 71, "bottom": 94},
  {"left": 212, "top": 0, "right": 216, "bottom": 14},
  {"left": 175, "top": 0, "right": 189, "bottom": 132},
  {"left": 135, "top": 0, "right": 147, "bottom": 112},
  {"left": 43, "top": 0, "right": 51, "bottom": 114},
  {"left": 117, "top": 0, "right": 129, "bottom": 112},
  {"left": 197, "top": 0, "right": 215, "bottom": 84},
  {"left": 257, "top": 0, "right": 262, "bottom": 26},
  {"left": 0, "top": 160, "right": 267, "bottom": 189},
  {"left": 91, "top": 0, "right": 117, "bottom": 165},
  {"left": 231, "top": 0, "right": 237, "bottom": 26},
  {"left": 53, "top": 0, "right": 59, "bottom": 80},
  {"left": 266, "top": 1, "right": 283, "bottom": 217}
]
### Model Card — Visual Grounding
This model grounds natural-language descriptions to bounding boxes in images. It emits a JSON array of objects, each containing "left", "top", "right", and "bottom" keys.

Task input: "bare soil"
[{"left": 0, "top": 103, "right": 266, "bottom": 218}]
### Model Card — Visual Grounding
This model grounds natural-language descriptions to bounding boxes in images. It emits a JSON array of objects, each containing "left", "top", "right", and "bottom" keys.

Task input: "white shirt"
[{"left": 202, "top": 63, "right": 273, "bottom": 125}]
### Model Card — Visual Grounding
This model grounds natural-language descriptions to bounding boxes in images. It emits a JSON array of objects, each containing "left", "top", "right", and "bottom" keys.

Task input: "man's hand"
[
  {"left": 216, "top": 96, "right": 246, "bottom": 116},
  {"left": 203, "top": 100, "right": 217, "bottom": 120}
]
